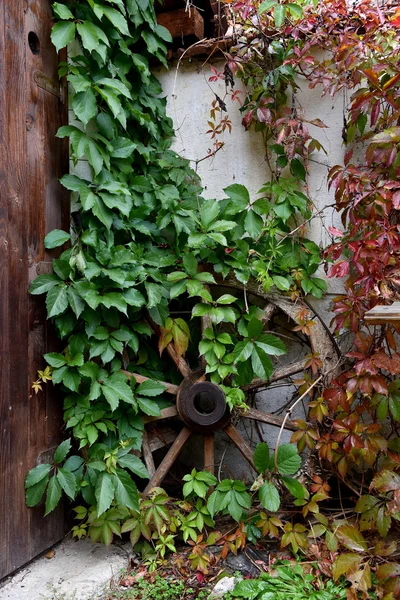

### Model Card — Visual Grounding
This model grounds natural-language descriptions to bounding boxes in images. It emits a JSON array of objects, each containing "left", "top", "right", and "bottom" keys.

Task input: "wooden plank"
[
  {"left": 0, "top": 0, "right": 67, "bottom": 578},
  {"left": 26, "top": 0, "right": 67, "bottom": 563},
  {"left": 0, "top": 0, "right": 10, "bottom": 579},
  {"left": 4, "top": 0, "right": 30, "bottom": 575},
  {"left": 146, "top": 427, "right": 177, "bottom": 452},
  {"left": 364, "top": 302, "right": 400, "bottom": 324},
  {"left": 243, "top": 407, "right": 297, "bottom": 432},
  {"left": 157, "top": 8, "right": 204, "bottom": 40},
  {"left": 143, "top": 427, "right": 191, "bottom": 494},
  {"left": 143, "top": 406, "right": 178, "bottom": 423}
]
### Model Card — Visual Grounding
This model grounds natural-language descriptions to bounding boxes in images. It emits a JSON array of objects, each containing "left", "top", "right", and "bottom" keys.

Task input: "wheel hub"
[{"left": 177, "top": 374, "right": 230, "bottom": 433}]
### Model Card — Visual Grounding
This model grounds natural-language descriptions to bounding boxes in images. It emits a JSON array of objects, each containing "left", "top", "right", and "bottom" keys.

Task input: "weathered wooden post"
[{"left": 0, "top": 0, "right": 68, "bottom": 578}]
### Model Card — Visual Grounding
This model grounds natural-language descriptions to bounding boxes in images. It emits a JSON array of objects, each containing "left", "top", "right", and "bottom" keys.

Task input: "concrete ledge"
[{"left": 0, "top": 538, "right": 131, "bottom": 600}]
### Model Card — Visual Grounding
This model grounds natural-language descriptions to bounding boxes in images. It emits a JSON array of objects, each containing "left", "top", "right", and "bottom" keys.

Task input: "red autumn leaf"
[
  {"left": 328, "top": 260, "right": 350, "bottom": 278},
  {"left": 328, "top": 226, "right": 345, "bottom": 238},
  {"left": 393, "top": 190, "right": 400, "bottom": 209}
]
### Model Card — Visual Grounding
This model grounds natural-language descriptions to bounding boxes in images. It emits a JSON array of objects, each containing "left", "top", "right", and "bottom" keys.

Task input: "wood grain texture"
[
  {"left": 242, "top": 407, "right": 297, "bottom": 432},
  {"left": 143, "top": 427, "right": 191, "bottom": 494},
  {"left": 223, "top": 424, "right": 256, "bottom": 471},
  {"left": 364, "top": 302, "right": 400, "bottom": 324},
  {"left": 0, "top": 0, "right": 67, "bottom": 578},
  {"left": 0, "top": 0, "right": 10, "bottom": 580},
  {"left": 157, "top": 8, "right": 204, "bottom": 40}
]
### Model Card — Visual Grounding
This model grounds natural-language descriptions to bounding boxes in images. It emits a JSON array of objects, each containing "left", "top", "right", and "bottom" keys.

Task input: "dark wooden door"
[{"left": 0, "top": 0, "right": 68, "bottom": 579}]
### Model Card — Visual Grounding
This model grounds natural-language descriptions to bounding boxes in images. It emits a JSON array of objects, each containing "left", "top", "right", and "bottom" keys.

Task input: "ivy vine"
[{"left": 26, "top": 0, "right": 326, "bottom": 541}]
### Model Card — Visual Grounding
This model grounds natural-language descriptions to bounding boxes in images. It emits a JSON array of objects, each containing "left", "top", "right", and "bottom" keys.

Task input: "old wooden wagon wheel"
[{"left": 123, "top": 277, "right": 339, "bottom": 494}]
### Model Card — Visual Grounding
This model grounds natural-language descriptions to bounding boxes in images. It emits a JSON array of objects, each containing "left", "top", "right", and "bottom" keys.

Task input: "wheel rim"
[{"left": 121, "top": 280, "right": 340, "bottom": 495}]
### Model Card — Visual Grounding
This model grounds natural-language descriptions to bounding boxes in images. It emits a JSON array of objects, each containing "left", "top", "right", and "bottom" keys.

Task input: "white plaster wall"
[{"left": 155, "top": 59, "right": 347, "bottom": 294}]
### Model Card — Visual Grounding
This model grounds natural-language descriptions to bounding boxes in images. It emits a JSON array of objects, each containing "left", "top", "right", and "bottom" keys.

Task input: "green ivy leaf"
[
  {"left": 253, "top": 442, "right": 270, "bottom": 474},
  {"left": 51, "top": 21, "right": 76, "bottom": 52},
  {"left": 57, "top": 467, "right": 77, "bottom": 499},
  {"left": 95, "top": 472, "right": 115, "bottom": 516},
  {"left": 258, "top": 0, "right": 276, "bottom": 14},
  {"left": 101, "top": 6, "right": 130, "bottom": 36},
  {"left": 223, "top": 184, "right": 250, "bottom": 212},
  {"left": 259, "top": 482, "right": 280, "bottom": 512},
  {"left": 26, "top": 476, "right": 49, "bottom": 507},
  {"left": 281, "top": 475, "right": 306, "bottom": 499},
  {"left": 290, "top": 158, "right": 306, "bottom": 181},
  {"left": 114, "top": 469, "right": 139, "bottom": 511},
  {"left": 118, "top": 454, "right": 148, "bottom": 479},
  {"left": 30, "top": 274, "right": 61, "bottom": 295},
  {"left": 76, "top": 21, "right": 101, "bottom": 53},
  {"left": 286, "top": 3, "right": 303, "bottom": 18},
  {"left": 46, "top": 285, "right": 69, "bottom": 318},
  {"left": 25, "top": 464, "right": 52, "bottom": 488},
  {"left": 102, "top": 373, "right": 134, "bottom": 409},
  {"left": 44, "top": 229, "right": 71, "bottom": 249},
  {"left": 136, "top": 380, "right": 166, "bottom": 397},
  {"left": 44, "top": 352, "right": 67, "bottom": 368},
  {"left": 274, "top": 3, "right": 286, "bottom": 26},
  {"left": 45, "top": 476, "right": 63, "bottom": 515},
  {"left": 251, "top": 346, "right": 273, "bottom": 380},
  {"left": 276, "top": 444, "right": 301, "bottom": 475},
  {"left": 255, "top": 334, "right": 286, "bottom": 356},
  {"left": 52, "top": 3, "right": 74, "bottom": 19},
  {"left": 137, "top": 397, "right": 161, "bottom": 416},
  {"left": 244, "top": 210, "right": 263, "bottom": 239},
  {"left": 54, "top": 439, "right": 72, "bottom": 464},
  {"left": 72, "top": 89, "right": 98, "bottom": 125}
]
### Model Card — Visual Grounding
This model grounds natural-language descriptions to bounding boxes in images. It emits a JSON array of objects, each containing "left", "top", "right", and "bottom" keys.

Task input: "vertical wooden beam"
[
  {"left": 25, "top": 0, "right": 67, "bottom": 562},
  {"left": 0, "top": 0, "right": 10, "bottom": 580},
  {"left": 0, "top": 0, "right": 67, "bottom": 578},
  {"left": 4, "top": 0, "right": 30, "bottom": 575}
]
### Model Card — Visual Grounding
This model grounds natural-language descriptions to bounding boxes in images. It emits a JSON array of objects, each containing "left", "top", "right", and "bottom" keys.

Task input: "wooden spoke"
[
  {"left": 242, "top": 359, "right": 305, "bottom": 392},
  {"left": 142, "top": 431, "right": 156, "bottom": 478},
  {"left": 121, "top": 371, "right": 179, "bottom": 395},
  {"left": 242, "top": 407, "right": 297, "bottom": 432},
  {"left": 146, "top": 427, "right": 177, "bottom": 452},
  {"left": 143, "top": 406, "right": 178, "bottom": 424},
  {"left": 165, "top": 343, "right": 192, "bottom": 378},
  {"left": 204, "top": 433, "right": 215, "bottom": 475},
  {"left": 143, "top": 427, "right": 192, "bottom": 494},
  {"left": 223, "top": 423, "right": 256, "bottom": 471}
]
